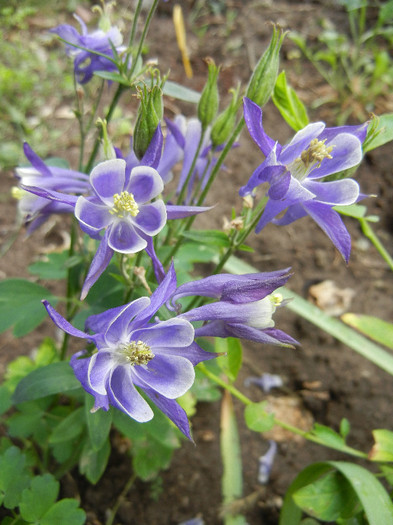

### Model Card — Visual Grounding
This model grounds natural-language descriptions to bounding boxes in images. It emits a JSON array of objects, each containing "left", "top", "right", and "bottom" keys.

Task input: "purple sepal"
[
  {"left": 170, "top": 269, "right": 291, "bottom": 306},
  {"left": 70, "top": 351, "right": 110, "bottom": 411},
  {"left": 42, "top": 301, "right": 96, "bottom": 343},
  {"left": 81, "top": 230, "right": 114, "bottom": 300},
  {"left": 143, "top": 386, "right": 192, "bottom": 440},
  {"left": 166, "top": 205, "right": 213, "bottom": 220},
  {"left": 20, "top": 185, "right": 78, "bottom": 207},
  {"left": 243, "top": 98, "right": 277, "bottom": 156},
  {"left": 145, "top": 237, "right": 166, "bottom": 284},
  {"left": 133, "top": 262, "right": 177, "bottom": 329},
  {"left": 23, "top": 143, "right": 52, "bottom": 177},
  {"left": 140, "top": 126, "right": 163, "bottom": 169}
]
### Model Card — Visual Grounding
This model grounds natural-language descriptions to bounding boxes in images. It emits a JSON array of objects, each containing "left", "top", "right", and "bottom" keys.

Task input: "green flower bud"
[
  {"left": 198, "top": 58, "right": 220, "bottom": 130},
  {"left": 211, "top": 86, "right": 241, "bottom": 148},
  {"left": 133, "top": 78, "right": 163, "bottom": 160},
  {"left": 246, "top": 25, "right": 286, "bottom": 107},
  {"left": 97, "top": 118, "right": 116, "bottom": 160}
]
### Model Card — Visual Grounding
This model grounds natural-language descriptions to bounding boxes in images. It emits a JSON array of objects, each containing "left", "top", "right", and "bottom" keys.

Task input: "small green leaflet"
[
  {"left": 369, "top": 429, "right": 393, "bottom": 462},
  {"left": 13, "top": 362, "right": 81, "bottom": 404},
  {"left": 244, "top": 401, "right": 275, "bottom": 433},
  {"left": 163, "top": 80, "right": 201, "bottom": 103},
  {"left": 0, "top": 279, "right": 57, "bottom": 337},
  {"left": 272, "top": 71, "right": 309, "bottom": 131},
  {"left": 363, "top": 113, "right": 393, "bottom": 152}
]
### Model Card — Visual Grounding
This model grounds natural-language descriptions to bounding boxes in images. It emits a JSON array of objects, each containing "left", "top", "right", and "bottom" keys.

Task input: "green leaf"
[
  {"left": 340, "top": 418, "right": 351, "bottom": 439},
  {"left": 181, "top": 229, "right": 230, "bottom": 247},
  {"left": 280, "top": 461, "right": 393, "bottom": 525},
  {"left": 216, "top": 337, "right": 243, "bottom": 382},
  {"left": 364, "top": 113, "right": 393, "bottom": 152},
  {"left": 244, "top": 401, "right": 275, "bottom": 433},
  {"left": 310, "top": 423, "right": 346, "bottom": 450},
  {"left": 12, "top": 362, "right": 81, "bottom": 404},
  {"left": 293, "top": 470, "right": 358, "bottom": 521},
  {"left": 163, "top": 80, "right": 201, "bottom": 103},
  {"left": 28, "top": 251, "right": 69, "bottom": 280},
  {"left": 221, "top": 391, "right": 247, "bottom": 525},
  {"left": 40, "top": 499, "right": 86, "bottom": 525},
  {"left": 79, "top": 438, "right": 110, "bottom": 484},
  {"left": 369, "top": 429, "right": 393, "bottom": 461},
  {"left": 19, "top": 474, "right": 59, "bottom": 522},
  {"left": 0, "top": 386, "right": 12, "bottom": 416},
  {"left": 8, "top": 402, "right": 46, "bottom": 439},
  {"left": 49, "top": 407, "right": 85, "bottom": 444},
  {"left": 0, "top": 279, "right": 57, "bottom": 337},
  {"left": 272, "top": 71, "right": 309, "bottom": 131},
  {"left": 0, "top": 447, "right": 31, "bottom": 509},
  {"left": 334, "top": 203, "right": 378, "bottom": 222},
  {"left": 341, "top": 314, "right": 393, "bottom": 350},
  {"left": 132, "top": 438, "right": 174, "bottom": 481},
  {"left": 93, "top": 70, "right": 129, "bottom": 85},
  {"left": 85, "top": 394, "right": 113, "bottom": 451}
]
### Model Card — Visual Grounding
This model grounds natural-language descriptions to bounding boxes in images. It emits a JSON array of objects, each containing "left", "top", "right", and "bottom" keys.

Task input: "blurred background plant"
[{"left": 289, "top": 0, "right": 393, "bottom": 123}]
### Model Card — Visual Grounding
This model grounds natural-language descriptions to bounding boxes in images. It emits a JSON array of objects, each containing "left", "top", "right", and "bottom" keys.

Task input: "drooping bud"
[
  {"left": 197, "top": 57, "right": 220, "bottom": 131},
  {"left": 133, "top": 72, "right": 164, "bottom": 159},
  {"left": 97, "top": 118, "right": 116, "bottom": 160},
  {"left": 211, "top": 85, "right": 241, "bottom": 148},
  {"left": 246, "top": 25, "right": 286, "bottom": 107}
]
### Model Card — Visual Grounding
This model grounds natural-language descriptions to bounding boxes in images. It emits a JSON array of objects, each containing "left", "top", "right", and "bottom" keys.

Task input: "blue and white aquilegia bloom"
[
  {"left": 21, "top": 150, "right": 210, "bottom": 298},
  {"left": 239, "top": 97, "right": 368, "bottom": 262},
  {"left": 51, "top": 14, "right": 127, "bottom": 84},
  {"left": 171, "top": 269, "right": 297, "bottom": 347},
  {"left": 14, "top": 143, "right": 91, "bottom": 234},
  {"left": 43, "top": 265, "right": 215, "bottom": 439}
]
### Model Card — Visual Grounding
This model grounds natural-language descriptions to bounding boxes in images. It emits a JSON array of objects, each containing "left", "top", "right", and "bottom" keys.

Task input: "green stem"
[
  {"left": 198, "top": 363, "right": 367, "bottom": 459},
  {"left": 127, "top": 0, "right": 159, "bottom": 81},
  {"left": 84, "top": 83, "right": 125, "bottom": 173},
  {"left": 176, "top": 130, "right": 205, "bottom": 205},
  {"left": 128, "top": 0, "right": 143, "bottom": 48},
  {"left": 163, "top": 117, "right": 245, "bottom": 266},
  {"left": 359, "top": 218, "right": 393, "bottom": 271},
  {"left": 106, "top": 475, "right": 136, "bottom": 525}
]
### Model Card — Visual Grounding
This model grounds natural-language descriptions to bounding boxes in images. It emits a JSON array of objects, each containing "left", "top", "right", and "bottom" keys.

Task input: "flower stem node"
[{"left": 120, "top": 341, "right": 155, "bottom": 366}]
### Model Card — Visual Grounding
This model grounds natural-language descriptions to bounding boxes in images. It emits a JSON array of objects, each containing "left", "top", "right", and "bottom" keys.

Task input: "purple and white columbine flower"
[
  {"left": 14, "top": 143, "right": 90, "bottom": 234},
  {"left": 170, "top": 269, "right": 297, "bottom": 347},
  {"left": 239, "top": 97, "right": 368, "bottom": 262},
  {"left": 51, "top": 14, "right": 126, "bottom": 84},
  {"left": 20, "top": 129, "right": 211, "bottom": 298},
  {"left": 43, "top": 265, "right": 215, "bottom": 439}
]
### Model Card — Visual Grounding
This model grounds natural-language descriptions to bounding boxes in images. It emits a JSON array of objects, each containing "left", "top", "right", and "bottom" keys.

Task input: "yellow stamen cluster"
[
  {"left": 289, "top": 139, "right": 335, "bottom": 181},
  {"left": 300, "top": 138, "right": 334, "bottom": 167},
  {"left": 11, "top": 187, "right": 27, "bottom": 200},
  {"left": 110, "top": 191, "right": 139, "bottom": 218},
  {"left": 270, "top": 293, "right": 283, "bottom": 307},
  {"left": 120, "top": 340, "right": 155, "bottom": 366}
]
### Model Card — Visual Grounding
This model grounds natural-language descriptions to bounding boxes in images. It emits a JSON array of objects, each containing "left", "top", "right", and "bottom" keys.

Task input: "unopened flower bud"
[
  {"left": 97, "top": 118, "right": 116, "bottom": 160},
  {"left": 198, "top": 57, "right": 220, "bottom": 130},
  {"left": 133, "top": 82, "right": 163, "bottom": 160},
  {"left": 211, "top": 86, "right": 240, "bottom": 148},
  {"left": 246, "top": 25, "right": 286, "bottom": 107}
]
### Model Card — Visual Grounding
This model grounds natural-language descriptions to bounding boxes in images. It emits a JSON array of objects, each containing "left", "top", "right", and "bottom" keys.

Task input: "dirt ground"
[{"left": 1, "top": 1, "right": 393, "bottom": 524}]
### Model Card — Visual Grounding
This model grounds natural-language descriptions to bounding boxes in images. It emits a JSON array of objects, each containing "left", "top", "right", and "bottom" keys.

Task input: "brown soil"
[{"left": 1, "top": 1, "right": 393, "bottom": 524}]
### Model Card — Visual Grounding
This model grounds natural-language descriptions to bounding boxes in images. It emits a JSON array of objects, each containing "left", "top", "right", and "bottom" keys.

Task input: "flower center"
[
  {"left": 289, "top": 138, "right": 334, "bottom": 181},
  {"left": 119, "top": 340, "right": 154, "bottom": 366},
  {"left": 110, "top": 191, "right": 139, "bottom": 218},
  {"left": 11, "top": 187, "right": 27, "bottom": 200}
]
